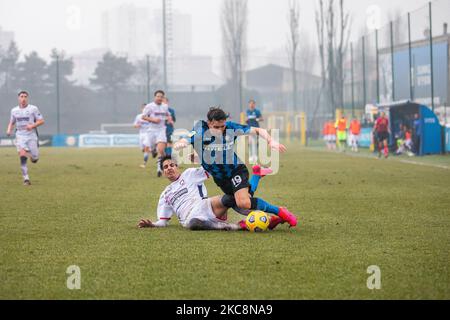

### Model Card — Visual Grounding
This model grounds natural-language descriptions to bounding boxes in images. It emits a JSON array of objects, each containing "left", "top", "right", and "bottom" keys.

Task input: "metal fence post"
[
  {"left": 351, "top": 42, "right": 355, "bottom": 117},
  {"left": 429, "top": 1, "right": 435, "bottom": 111},
  {"left": 146, "top": 55, "right": 151, "bottom": 102},
  {"left": 390, "top": 21, "right": 396, "bottom": 102},
  {"left": 362, "top": 36, "right": 367, "bottom": 108},
  {"left": 408, "top": 12, "right": 414, "bottom": 101},
  {"left": 376, "top": 29, "right": 380, "bottom": 104},
  {"left": 56, "top": 54, "right": 61, "bottom": 135}
]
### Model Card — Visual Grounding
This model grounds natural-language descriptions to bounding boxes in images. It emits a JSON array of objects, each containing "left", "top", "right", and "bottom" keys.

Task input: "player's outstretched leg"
[
  {"left": 250, "top": 198, "right": 297, "bottom": 227},
  {"left": 20, "top": 156, "right": 30, "bottom": 185},
  {"left": 156, "top": 142, "right": 166, "bottom": 177},
  {"left": 249, "top": 165, "right": 273, "bottom": 196},
  {"left": 141, "top": 150, "right": 150, "bottom": 168},
  {"left": 187, "top": 218, "right": 240, "bottom": 231}
]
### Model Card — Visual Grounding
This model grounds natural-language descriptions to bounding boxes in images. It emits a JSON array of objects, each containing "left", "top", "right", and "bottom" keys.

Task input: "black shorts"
[
  {"left": 214, "top": 166, "right": 250, "bottom": 196},
  {"left": 377, "top": 132, "right": 389, "bottom": 142}
]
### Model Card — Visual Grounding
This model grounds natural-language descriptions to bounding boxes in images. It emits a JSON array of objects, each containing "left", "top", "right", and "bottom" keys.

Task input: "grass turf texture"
[{"left": 1, "top": 145, "right": 449, "bottom": 299}]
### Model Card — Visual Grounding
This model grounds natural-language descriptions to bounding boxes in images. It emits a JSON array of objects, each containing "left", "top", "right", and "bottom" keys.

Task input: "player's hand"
[
  {"left": 137, "top": 219, "right": 155, "bottom": 228},
  {"left": 174, "top": 140, "right": 188, "bottom": 150},
  {"left": 26, "top": 124, "right": 34, "bottom": 131},
  {"left": 269, "top": 140, "right": 287, "bottom": 153},
  {"left": 190, "top": 153, "right": 199, "bottom": 164}
]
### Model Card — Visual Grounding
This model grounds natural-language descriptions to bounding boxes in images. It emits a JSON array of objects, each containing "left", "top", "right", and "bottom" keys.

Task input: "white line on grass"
[{"left": 307, "top": 147, "right": 450, "bottom": 170}]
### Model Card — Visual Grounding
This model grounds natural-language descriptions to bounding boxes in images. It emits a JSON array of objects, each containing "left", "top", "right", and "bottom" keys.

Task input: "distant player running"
[
  {"left": 6, "top": 91, "right": 45, "bottom": 186},
  {"left": 373, "top": 112, "right": 390, "bottom": 158},
  {"left": 163, "top": 97, "right": 176, "bottom": 157},
  {"left": 246, "top": 100, "right": 263, "bottom": 163},
  {"left": 174, "top": 107, "right": 298, "bottom": 227},
  {"left": 134, "top": 104, "right": 155, "bottom": 168},
  {"left": 142, "top": 90, "right": 174, "bottom": 177},
  {"left": 137, "top": 156, "right": 284, "bottom": 231}
]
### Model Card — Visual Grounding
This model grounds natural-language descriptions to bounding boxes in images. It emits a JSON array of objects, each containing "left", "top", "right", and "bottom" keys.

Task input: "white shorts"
[
  {"left": 147, "top": 130, "right": 167, "bottom": 149},
  {"left": 139, "top": 133, "right": 151, "bottom": 150},
  {"left": 184, "top": 199, "right": 219, "bottom": 228},
  {"left": 325, "top": 135, "right": 336, "bottom": 142},
  {"left": 350, "top": 134, "right": 360, "bottom": 142},
  {"left": 15, "top": 136, "right": 39, "bottom": 160}
]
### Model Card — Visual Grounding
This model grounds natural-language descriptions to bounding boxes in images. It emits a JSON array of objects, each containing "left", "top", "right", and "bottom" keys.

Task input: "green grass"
[{"left": 1, "top": 145, "right": 449, "bottom": 299}]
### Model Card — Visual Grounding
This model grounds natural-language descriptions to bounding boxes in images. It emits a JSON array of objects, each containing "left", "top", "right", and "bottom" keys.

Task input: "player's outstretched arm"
[
  {"left": 251, "top": 127, "right": 287, "bottom": 153},
  {"left": 27, "top": 119, "right": 45, "bottom": 131},
  {"left": 174, "top": 138, "right": 189, "bottom": 151},
  {"left": 142, "top": 115, "right": 161, "bottom": 124},
  {"left": 6, "top": 122, "right": 15, "bottom": 136},
  {"left": 137, "top": 218, "right": 169, "bottom": 228}
]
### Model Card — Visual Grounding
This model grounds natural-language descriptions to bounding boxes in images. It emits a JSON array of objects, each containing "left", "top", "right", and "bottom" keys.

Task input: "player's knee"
[
  {"left": 236, "top": 197, "right": 251, "bottom": 210},
  {"left": 187, "top": 218, "right": 207, "bottom": 231},
  {"left": 221, "top": 194, "right": 236, "bottom": 208}
]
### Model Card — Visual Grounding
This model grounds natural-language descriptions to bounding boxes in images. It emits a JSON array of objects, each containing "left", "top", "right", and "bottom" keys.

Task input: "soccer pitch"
[{"left": 1, "top": 145, "right": 449, "bottom": 300}]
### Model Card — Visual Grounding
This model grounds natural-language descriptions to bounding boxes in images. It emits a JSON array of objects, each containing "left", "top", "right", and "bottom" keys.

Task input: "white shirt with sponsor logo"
[
  {"left": 142, "top": 102, "right": 169, "bottom": 131},
  {"left": 134, "top": 113, "right": 151, "bottom": 135},
  {"left": 10, "top": 105, "right": 44, "bottom": 139},
  {"left": 157, "top": 168, "right": 210, "bottom": 225}
]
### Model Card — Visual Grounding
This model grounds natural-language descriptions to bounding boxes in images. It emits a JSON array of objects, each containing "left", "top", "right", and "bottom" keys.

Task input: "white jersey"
[
  {"left": 10, "top": 105, "right": 44, "bottom": 139},
  {"left": 157, "top": 168, "right": 210, "bottom": 225},
  {"left": 142, "top": 102, "right": 169, "bottom": 131},
  {"left": 134, "top": 114, "right": 151, "bottom": 135}
]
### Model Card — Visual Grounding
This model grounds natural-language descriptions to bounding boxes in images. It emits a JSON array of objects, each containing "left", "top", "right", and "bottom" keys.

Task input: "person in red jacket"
[{"left": 373, "top": 112, "right": 390, "bottom": 158}]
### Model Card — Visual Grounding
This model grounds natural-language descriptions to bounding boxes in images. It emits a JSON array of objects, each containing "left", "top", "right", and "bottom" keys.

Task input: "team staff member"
[
  {"left": 335, "top": 115, "right": 348, "bottom": 152},
  {"left": 349, "top": 118, "right": 361, "bottom": 153},
  {"left": 373, "top": 112, "right": 390, "bottom": 158}
]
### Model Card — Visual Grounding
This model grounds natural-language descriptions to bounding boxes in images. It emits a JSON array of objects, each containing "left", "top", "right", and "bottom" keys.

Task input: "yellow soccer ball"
[{"left": 246, "top": 211, "right": 270, "bottom": 232}]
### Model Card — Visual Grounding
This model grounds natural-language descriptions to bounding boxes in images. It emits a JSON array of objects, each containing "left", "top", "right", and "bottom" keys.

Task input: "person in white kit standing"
[
  {"left": 142, "top": 90, "right": 173, "bottom": 177},
  {"left": 6, "top": 91, "right": 45, "bottom": 186},
  {"left": 134, "top": 103, "right": 155, "bottom": 169}
]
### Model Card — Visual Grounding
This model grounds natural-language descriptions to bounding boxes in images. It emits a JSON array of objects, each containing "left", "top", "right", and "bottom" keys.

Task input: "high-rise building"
[
  {"left": 101, "top": 4, "right": 192, "bottom": 61},
  {"left": 101, "top": 4, "right": 158, "bottom": 59},
  {"left": 0, "top": 26, "right": 14, "bottom": 51}
]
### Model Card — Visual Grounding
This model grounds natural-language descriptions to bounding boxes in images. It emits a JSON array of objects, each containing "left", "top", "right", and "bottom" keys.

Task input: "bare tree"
[
  {"left": 131, "top": 55, "right": 163, "bottom": 102},
  {"left": 335, "top": 0, "right": 351, "bottom": 110},
  {"left": 315, "top": 0, "right": 351, "bottom": 115},
  {"left": 325, "top": 0, "right": 336, "bottom": 114},
  {"left": 287, "top": 0, "right": 300, "bottom": 112},
  {"left": 312, "top": 0, "right": 328, "bottom": 128},
  {"left": 221, "top": 0, "right": 248, "bottom": 116}
]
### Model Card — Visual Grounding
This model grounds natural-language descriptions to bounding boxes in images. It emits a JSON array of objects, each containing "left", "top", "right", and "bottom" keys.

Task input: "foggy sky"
[{"left": 0, "top": 0, "right": 430, "bottom": 59}]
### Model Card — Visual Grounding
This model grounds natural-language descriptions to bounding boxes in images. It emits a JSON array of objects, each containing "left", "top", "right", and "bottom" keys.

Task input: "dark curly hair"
[
  {"left": 207, "top": 107, "right": 229, "bottom": 122},
  {"left": 159, "top": 155, "right": 177, "bottom": 172}
]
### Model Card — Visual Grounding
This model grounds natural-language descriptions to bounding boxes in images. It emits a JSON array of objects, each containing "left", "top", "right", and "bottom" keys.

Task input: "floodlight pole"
[
  {"left": 56, "top": 54, "right": 61, "bottom": 135},
  {"left": 162, "top": 0, "right": 168, "bottom": 92}
]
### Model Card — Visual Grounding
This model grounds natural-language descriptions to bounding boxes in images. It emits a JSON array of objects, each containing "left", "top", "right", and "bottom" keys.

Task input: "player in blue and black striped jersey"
[{"left": 174, "top": 107, "right": 297, "bottom": 227}]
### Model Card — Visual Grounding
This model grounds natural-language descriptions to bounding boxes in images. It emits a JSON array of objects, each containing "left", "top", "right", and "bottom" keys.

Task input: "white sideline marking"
[{"left": 307, "top": 148, "right": 450, "bottom": 170}]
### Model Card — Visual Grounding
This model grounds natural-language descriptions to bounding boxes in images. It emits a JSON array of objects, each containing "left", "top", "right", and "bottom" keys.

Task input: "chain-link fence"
[
  {"left": 344, "top": 0, "right": 450, "bottom": 125},
  {"left": 1, "top": 0, "right": 448, "bottom": 142}
]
